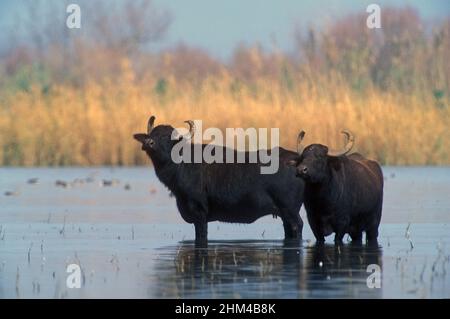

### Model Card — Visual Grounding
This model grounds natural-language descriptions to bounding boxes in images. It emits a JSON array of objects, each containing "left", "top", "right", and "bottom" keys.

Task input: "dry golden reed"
[
  {"left": 1, "top": 5, "right": 447, "bottom": 166},
  {"left": 0, "top": 70, "right": 448, "bottom": 166}
]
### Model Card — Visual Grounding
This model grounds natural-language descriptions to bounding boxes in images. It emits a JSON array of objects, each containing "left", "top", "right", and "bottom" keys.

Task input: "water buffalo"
[
  {"left": 289, "top": 130, "right": 383, "bottom": 244},
  {"left": 133, "top": 116, "right": 304, "bottom": 245}
]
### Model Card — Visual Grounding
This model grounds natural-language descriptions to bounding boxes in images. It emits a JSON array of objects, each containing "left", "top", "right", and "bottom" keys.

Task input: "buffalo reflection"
[
  {"left": 151, "top": 240, "right": 382, "bottom": 298},
  {"left": 303, "top": 242, "right": 383, "bottom": 298}
]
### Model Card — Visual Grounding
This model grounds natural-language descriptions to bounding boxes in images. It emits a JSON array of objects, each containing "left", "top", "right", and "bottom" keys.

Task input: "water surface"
[{"left": 0, "top": 167, "right": 449, "bottom": 298}]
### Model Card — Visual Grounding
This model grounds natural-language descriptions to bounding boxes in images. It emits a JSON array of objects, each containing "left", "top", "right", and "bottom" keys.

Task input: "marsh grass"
[{"left": 0, "top": 73, "right": 448, "bottom": 166}]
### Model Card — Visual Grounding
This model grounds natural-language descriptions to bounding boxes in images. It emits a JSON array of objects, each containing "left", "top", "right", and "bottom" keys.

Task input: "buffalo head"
[
  {"left": 133, "top": 115, "right": 194, "bottom": 161},
  {"left": 290, "top": 130, "right": 354, "bottom": 183}
]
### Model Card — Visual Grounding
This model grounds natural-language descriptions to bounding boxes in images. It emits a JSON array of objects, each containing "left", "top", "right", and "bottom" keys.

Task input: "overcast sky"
[{"left": 0, "top": 0, "right": 448, "bottom": 59}]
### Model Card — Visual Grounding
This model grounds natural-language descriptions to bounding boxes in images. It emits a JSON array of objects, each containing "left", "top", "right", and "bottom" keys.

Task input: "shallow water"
[{"left": 0, "top": 167, "right": 449, "bottom": 298}]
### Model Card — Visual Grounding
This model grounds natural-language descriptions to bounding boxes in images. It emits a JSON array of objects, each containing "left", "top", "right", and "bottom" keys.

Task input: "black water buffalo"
[
  {"left": 289, "top": 130, "right": 383, "bottom": 244},
  {"left": 133, "top": 116, "right": 304, "bottom": 245}
]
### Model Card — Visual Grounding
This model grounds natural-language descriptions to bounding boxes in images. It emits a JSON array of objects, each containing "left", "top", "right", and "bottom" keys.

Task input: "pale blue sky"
[
  {"left": 0, "top": 0, "right": 448, "bottom": 59},
  {"left": 154, "top": 0, "right": 449, "bottom": 58}
]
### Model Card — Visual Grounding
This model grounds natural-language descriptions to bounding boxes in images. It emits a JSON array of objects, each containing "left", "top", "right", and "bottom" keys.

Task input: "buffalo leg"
[
  {"left": 334, "top": 223, "right": 346, "bottom": 244},
  {"left": 292, "top": 215, "right": 303, "bottom": 239},
  {"left": 282, "top": 213, "right": 303, "bottom": 240},
  {"left": 334, "top": 216, "right": 349, "bottom": 244},
  {"left": 350, "top": 231, "right": 363, "bottom": 243},
  {"left": 309, "top": 217, "right": 325, "bottom": 243},
  {"left": 282, "top": 220, "right": 293, "bottom": 239},
  {"left": 312, "top": 229, "right": 325, "bottom": 243},
  {"left": 366, "top": 228, "right": 378, "bottom": 245},
  {"left": 194, "top": 222, "right": 208, "bottom": 247},
  {"left": 366, "top": 202, "right": 382, "bottom": 245},
  {"left": 315, "top": 237, "right": 325, "bottom": 243},
  {"left": 334, "top": 232, "right": 345, "bottom": 244}
]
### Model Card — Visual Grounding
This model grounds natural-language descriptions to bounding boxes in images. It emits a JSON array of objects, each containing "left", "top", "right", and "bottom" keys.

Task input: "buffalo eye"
[
  {"left": 297, "top": 164, "right": 308, "bottom": 175},
  {"left": 145, "top": 138, "right": 155, "bottom": 147},
  {"left": 287, "top": 159, "right": 298, "bottom": 166}
]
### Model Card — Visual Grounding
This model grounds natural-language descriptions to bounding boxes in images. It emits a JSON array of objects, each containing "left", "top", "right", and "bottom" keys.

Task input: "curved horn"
[
  {"left": 183, "top": 120, "right": 195, "bottom": 140},
  {"left": 147, "top": 116, "right": 156, "bottom": 134},
  {"left": 297, "top": 130, "right": 306, "bottom": 154},
  {"left": 328, "top": 130, "right": 354, "bottom": 157}
]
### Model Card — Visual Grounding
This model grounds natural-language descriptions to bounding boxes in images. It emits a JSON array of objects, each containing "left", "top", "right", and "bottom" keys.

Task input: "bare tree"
[{"left": 90, "top": 0, "right": 172, "bottom": 55}]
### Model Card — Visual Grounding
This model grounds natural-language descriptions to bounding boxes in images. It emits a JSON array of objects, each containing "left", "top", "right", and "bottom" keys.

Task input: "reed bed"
[{"left": 0, "top": 71, "right": 448, "bottom": 166}]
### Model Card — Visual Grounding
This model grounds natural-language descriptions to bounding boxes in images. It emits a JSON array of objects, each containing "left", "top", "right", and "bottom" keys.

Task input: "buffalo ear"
[{"left": 133, "top": 133, "right": 148, "bottom": 144}]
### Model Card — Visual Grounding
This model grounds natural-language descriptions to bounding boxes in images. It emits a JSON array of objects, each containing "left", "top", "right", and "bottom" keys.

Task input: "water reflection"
[
  {"left": 152, "top": 241, "right": 382, "bottom": 298},
  {"left": 303, "top": 243, "right": 383, "bottom": 298}
]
